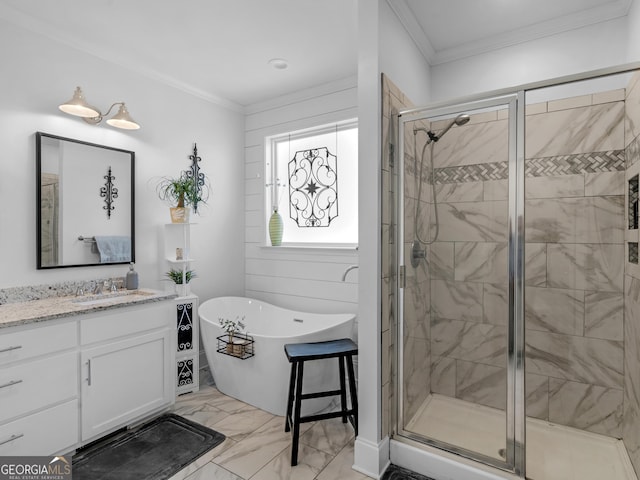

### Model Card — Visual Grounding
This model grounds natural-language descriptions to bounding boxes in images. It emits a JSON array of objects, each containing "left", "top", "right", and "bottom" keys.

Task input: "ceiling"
[{"left": 0, "top": 0, "right": 634, "bottom": 110}]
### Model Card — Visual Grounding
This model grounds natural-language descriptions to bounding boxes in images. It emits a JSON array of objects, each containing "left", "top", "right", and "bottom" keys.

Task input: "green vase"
[{"left": 269, "top": 209, "right": 283, "bottom": 246}]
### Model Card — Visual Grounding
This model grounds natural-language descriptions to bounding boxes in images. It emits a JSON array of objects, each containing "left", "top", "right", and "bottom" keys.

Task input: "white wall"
[
  {"left": 431, "top": 17, "right": 630, "bottom": 102},
  {"left": 379, "top": 0, "right": 432, "bottom": 106},
  {"left": 0, "top": 19, "right": 245, "bottom": 301},
  {"left": 243, "top": 78, "right": 358, "bottom": 314},
  {"left": 627, "top": 0, "right": 640, "bottom": 62}
]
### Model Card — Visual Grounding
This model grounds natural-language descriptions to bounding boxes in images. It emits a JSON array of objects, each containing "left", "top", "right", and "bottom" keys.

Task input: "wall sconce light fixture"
[{"left": 58, "top": 86, "right": 141, "bottom": 130}]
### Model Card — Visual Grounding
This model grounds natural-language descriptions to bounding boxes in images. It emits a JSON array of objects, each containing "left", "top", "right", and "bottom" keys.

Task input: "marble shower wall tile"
[
  {"left": 623, "top": 275, "right": 640, "bottom": 472},
  {"left": 431, "top": 317, "right": 507, "bottom": 368},
  {"left": 526, "top": 330, "right": 623, "bottom": 389},
  {"left": 435, "top": 181, "right": 483, "bottom": 203},
  {"left": 626, "top": 70, "right": 640, "bottom": 148},
  {"left": 525, "top": 196, "right": 624, "bottom": 244},
  {"left": 548, "top": 378, "right": 623, "bottom": 437},
  {"left": 483, "top": 283, "right": 508, "bottom": 327},
  {"left": 431, "top": 356, "right": 456, "bottom": 397},
  {"left": 454, "top": 242, "right": 508, "bottom": 284},
  {"left": 483, "top": 179, "right": 508, "bottom": 201},
  {"left": 525, "top": 286, "right": 584, "bottom": 336},
  {"left": 525, "top": 243, "right": 547, "bottom": 287},
  {"left": 546, "top": 243, "right": 624, "bottom": 292},
  {"left": 526, "top": 373, "right": 549, "bottom": 420},
  {"left": 429, "top": 242, "right": 454, "bottom": 281},
  {"left": 434, "top": 201, "right": 508, "bottom": 242},
  {"left": 525, "top": 102, "right": 624, "bottom": 158},
  {"left": 584, "top": 291, "right": 624, "bottom": 341},
  {"left": 585, "top": 170, "right": 625, "bottom": 196},
  {"left": 432, "top": 119, "right": 509, "bottom": 169},
  {"left": 402, "top": 280, "right": 430, "bottom": 340},
  {"left": 431, "top": 279, "right": 483, "bottom": 323},
  {"left": 456, "top": 360, "right": 506, "bottom": 410},
  {"left": 403, "top": 335, "right": 431, "bottom": 422},
  {"left": 525, "top": 174, "right": 584, "bottom": 199}
]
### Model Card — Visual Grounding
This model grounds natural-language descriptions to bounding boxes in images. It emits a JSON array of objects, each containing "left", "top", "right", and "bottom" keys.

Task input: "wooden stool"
[{"left": 284, "top": 338, "right": 358, "bottom": 466}]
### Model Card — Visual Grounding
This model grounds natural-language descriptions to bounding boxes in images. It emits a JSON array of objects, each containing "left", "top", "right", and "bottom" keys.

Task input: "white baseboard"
[{"left": 353, "top": 435, "right": 391, "bottom": 479}]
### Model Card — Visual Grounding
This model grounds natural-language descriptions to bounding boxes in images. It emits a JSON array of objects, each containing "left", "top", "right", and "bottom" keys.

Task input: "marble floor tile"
[
  {"left": 300, "top": 417, "right": 356, "bottom": 456},
  {"left": 183, "top": 462, "right": 243, "bottom": 480},
  {"left": 207, "top": 407, "right": 275, "bottom": 441},
  {"left": 315, "top": 442, "right": 369, "bottom": 480},
  {"left": 213, "top": 416, "right": 313, "bottom": 479},
  {"left": 251, "top": 443, "right": 333, "bottom": 480}
]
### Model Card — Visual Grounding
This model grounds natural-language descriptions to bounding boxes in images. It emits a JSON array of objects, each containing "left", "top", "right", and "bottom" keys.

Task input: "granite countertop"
[{"left": 0, "top": 289, "right": 178, "bottom": 329}]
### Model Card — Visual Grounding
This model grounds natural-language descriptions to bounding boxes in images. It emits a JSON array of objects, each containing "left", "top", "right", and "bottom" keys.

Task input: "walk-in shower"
[{"left": 386, "top": 67, "right": 640, "bottom": 480}]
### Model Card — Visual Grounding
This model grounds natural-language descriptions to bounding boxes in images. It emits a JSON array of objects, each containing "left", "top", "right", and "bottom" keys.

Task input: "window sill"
[{"left": 260, "top": 244, "right": 358, "bottom": 253}]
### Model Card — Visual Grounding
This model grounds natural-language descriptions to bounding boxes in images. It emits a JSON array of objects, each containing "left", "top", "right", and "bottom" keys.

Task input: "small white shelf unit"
[{"left": 163, "top": 223, "right": 200, "bottom": 395}]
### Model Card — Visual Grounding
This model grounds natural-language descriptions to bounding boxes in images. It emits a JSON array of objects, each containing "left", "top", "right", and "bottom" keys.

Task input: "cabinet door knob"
[
  {"left": 87, "top": 360, "right": 92, "bottom": 386},
  {"left": 0, "top": 433, "right": 24, "bottom": 446},
  {"left": 0, "top": 379, "right": 22, "bottom": 389}
]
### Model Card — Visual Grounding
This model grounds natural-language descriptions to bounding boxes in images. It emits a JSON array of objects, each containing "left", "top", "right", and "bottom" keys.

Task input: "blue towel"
[{"left": 95, "top": 236, "right": 131, "bottom": 263}]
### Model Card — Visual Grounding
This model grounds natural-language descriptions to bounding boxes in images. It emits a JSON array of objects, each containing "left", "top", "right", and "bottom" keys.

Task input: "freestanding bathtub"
[{"left": 199, "top": 296, "right": 356, "bottom": 416}]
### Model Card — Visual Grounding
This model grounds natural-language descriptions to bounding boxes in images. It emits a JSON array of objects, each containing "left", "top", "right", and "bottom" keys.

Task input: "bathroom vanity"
[{"left": 0, "top": 290, "right": 176, "bottom": 456}]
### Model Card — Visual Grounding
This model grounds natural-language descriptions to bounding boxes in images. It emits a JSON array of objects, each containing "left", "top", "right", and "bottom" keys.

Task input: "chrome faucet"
[{"left": 341, "top": 265, "right": 358, "bottom": 281}]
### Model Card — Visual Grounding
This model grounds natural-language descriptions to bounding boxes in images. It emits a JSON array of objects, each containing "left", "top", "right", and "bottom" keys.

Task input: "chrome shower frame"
[{"left": 395, "top": 94, "right": 525, "bottom": 476}]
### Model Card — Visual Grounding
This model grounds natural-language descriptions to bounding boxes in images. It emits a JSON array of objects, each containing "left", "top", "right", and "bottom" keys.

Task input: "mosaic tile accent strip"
[
  {"left": 526, "top": 150, "right": 625, "bottom": 177},
  {"left": 433, "top": 150, "right": 625, "bottom": 185},
  {"left": 434, "top": 162, "right": 508, "bottom": 184}
]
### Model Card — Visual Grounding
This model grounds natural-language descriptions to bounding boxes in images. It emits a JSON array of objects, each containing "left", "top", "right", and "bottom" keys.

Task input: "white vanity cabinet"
[
  {"left": 0, "top": 294, "right": 176, "bottom": 455},
  {"left": 79, "top": 302, "right": 175, "bottom": 443}
]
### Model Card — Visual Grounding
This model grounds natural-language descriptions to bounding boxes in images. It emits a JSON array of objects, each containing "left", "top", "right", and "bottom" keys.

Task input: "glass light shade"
[
  {"left": 58, "top": 86, "right": 100, "bottom": 118},
  {"left": 106, "top": 104, "right": 140, "bottom": 130}
]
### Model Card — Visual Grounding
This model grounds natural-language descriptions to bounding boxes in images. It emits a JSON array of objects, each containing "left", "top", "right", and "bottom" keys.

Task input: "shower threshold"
[{"left": 404, "top": 394, "right": 636, "bottom": 480}]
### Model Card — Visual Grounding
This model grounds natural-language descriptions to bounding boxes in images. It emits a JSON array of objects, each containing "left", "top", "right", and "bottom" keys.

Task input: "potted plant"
[
  {"left": 165, "top": 268, "right": 196, "bottom": 296},
  {"left": 219, "top": 316, "right": 247, "bottom": 357},
  {"left": 156, "top": 173, "right": 207, "bottom": 223}
]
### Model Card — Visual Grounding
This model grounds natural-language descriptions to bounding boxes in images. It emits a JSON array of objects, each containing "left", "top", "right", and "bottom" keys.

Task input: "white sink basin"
[{"left": 72, "top": 290, "right": 152, "bottom": 306}]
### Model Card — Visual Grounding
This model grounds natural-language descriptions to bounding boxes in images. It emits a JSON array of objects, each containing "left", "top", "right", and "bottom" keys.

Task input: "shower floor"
[{"left": 405, "top": 394, "right": 637, "bottom": 480}]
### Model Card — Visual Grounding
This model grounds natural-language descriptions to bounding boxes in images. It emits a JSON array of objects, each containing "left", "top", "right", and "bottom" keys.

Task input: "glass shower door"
[{"left": 396, "top": 94, "right": 524, "bottom": 475}]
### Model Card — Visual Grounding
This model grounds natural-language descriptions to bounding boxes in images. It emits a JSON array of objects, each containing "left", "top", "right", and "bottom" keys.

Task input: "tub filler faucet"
[{"left": 341, "top": 265, "right": 358, "bottom": 281}]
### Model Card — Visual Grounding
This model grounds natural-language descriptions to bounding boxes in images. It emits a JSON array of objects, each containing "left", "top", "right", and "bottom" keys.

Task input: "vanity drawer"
[
  {"left": 0, "top": 351, "right": 78, "bottom": 423},
  {"left": 0, "top": 321, "right": 77, "bottom": 366},
  {"left": 81, "top": 302, "right": 172, "bottom": 345},
  {"left": 0, "top": 399, "right": 78, "bottom": 456}
]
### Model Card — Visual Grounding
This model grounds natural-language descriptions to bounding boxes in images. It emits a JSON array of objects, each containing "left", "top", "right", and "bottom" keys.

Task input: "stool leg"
[
  {"left": 291, "top": 361, "right": 304, "bottom": 466},
  {"left": 346, "top": 354, "right": 358, "bottom": 436},
  {"left": 338, "top": 356, "right": 347, "bottom": 424},
  {"left": 284, "top": 362, "right": 296, "bottom": 433}
]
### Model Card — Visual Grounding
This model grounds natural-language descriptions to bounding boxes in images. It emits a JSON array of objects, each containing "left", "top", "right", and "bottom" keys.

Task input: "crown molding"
[
  {"left": 0, "top": 3, "right": 244, "bottom": 113},
  {"left": 386, "top": 0, "right": 435, "bottom": 64},
  {"left": 389, "top": 0, "right": 634, "bottom": 66}
]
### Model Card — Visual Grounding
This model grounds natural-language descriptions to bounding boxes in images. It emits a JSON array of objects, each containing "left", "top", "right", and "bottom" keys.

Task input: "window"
[{"left": 266, "top": 119, "right": 358, "bottom": 246}]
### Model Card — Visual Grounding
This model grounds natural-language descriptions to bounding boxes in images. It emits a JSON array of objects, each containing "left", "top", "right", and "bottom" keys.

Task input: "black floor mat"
[
  {"left": 382, "top": 464, "right": 436, "bottom": 480},
  {"left": 72, "top": 413, "right": 225, "bottom": 480}
]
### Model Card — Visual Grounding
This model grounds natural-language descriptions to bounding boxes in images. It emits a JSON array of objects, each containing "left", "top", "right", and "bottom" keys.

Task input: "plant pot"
[
  {"left": 175, "top": 283, "right": 191, "bottom": 297},
  {"left": 226, "top": 338, "right": 247, "bottom": 357},
  {"left": 269, "top": 209, "right": 283, "bottom": 246},
  {"left": 170, "top": 207, "right": 190, "bottom": 223}
]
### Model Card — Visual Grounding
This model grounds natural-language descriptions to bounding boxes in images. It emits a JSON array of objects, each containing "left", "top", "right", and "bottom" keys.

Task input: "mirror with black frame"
[{"left": 36, "top": 132, "right": 135, "bottom": 269}]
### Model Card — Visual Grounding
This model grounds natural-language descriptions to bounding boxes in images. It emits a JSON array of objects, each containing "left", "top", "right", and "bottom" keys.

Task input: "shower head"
[{"left": 413, "top": 113, "right": 470, "bottom": 143}]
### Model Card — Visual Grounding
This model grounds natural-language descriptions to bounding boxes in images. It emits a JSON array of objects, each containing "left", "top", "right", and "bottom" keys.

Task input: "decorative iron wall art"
[
  {"left": 288, "top": 147, "right": 338, "bottom": 227},
  {"left": 99, "top": 166, "right": 118, "bottom": 219},
  {"left": 184, "top": 143, "right": 206, "bottom": 214}
]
